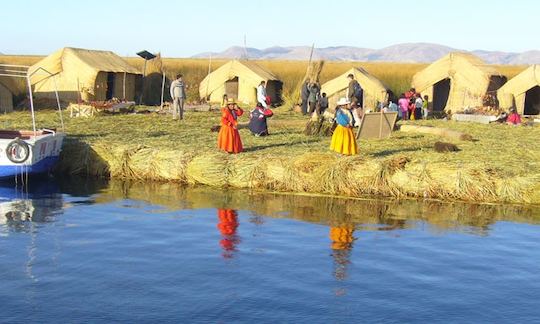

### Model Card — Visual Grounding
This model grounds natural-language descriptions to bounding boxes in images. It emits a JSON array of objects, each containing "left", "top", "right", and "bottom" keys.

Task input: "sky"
[{"left": 2, "top": 0, "right": 538, "bottom": 57}]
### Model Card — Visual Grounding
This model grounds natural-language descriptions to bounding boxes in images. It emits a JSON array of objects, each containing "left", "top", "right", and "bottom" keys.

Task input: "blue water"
[{"left": 0, "top": 179, "right": 539, "bottom": 323}]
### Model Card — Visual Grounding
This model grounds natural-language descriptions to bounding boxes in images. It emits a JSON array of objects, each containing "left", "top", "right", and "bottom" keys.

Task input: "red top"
[
  {"left": 221, "top": 107, "right": 244, "bottom": 128},
  {"left": 507, "top": 113, "right": 521, "bottom": 125}
]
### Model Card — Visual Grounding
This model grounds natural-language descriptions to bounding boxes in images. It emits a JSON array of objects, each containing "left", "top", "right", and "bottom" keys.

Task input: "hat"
[
  {"left": 227, "top": 98, "right": 236, "bottom": 105},
  {"left": 336, "top": 97, "right": 351, "bottom": 106}
]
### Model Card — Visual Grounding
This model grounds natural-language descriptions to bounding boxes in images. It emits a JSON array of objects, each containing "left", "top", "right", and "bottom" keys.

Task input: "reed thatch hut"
[
  {"left": 0, "top": 78, "right": 16, "bottom": 113},
  {"left": 412, "top": 52, "right": 506, "bottom": 112},
  {"left": 199, "top": 60, "right": 282, "bottom": 106},
  {"left": 497, "top": 65, "right": 540, "bottom": 115},
  {"left": 29, "top": 47, "right": 141, "bottom": 102},
  {"left": 321, "top": 67, "right": 391, "bottom": 110}
]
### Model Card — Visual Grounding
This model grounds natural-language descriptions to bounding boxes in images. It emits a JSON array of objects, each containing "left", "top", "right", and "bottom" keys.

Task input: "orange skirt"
[{"left": 218, "top": 125, "right": 243, "bottom": 153}]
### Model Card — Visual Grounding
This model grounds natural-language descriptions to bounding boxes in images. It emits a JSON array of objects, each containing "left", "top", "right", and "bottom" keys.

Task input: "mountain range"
[{"left": 193, "top": 43, "right": 540, "bottom": 65}]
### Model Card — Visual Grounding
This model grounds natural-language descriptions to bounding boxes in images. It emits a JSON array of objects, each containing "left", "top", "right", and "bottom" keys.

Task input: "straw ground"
[{"left": 1, "top": 109, "right": 539, "bottom": 205}]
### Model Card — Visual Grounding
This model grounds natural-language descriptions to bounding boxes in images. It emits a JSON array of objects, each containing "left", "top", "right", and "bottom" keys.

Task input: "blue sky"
[{"left": 2, "top": 0, "right": 538, "bottom": 56}]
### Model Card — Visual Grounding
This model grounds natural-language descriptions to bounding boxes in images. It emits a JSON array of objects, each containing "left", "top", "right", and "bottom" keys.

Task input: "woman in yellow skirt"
[{"left": 330, "top": 98, "right": 358, "bottom": 155}]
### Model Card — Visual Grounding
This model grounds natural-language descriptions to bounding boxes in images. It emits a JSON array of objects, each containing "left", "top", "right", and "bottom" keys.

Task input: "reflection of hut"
[
  {"left": 412, "top": 52, "right": 506, "bottom": 112},
  {"left": 321, "top": 67, "right": 391, "bottom": 110},
  {"left": 29, "top": 47, "right": 142, "bottom": 102},
  {"left": 497, "top": 65, "right": 540, "bottom": 115},
  {"left": 0, "top": 78, "right": 16, "bottom": 113},
  {"left": 199, "top": 60, "right": 282, "bottom": 106}
]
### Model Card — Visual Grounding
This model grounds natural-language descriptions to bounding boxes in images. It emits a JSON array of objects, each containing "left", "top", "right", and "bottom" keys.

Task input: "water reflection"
[
  {"left": 329, "top": 224, "right": 355, "bottom": 281},
  {"left": 217, "top": 209, "right": 241, "bottom": 258},
  {"left": 97, "top": 180, "right": 540, "bottom": 235},
  {"left": 0, "top": 181, "right": 64, "bottom": 233}
]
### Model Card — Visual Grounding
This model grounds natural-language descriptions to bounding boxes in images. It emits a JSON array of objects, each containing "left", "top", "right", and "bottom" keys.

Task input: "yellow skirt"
[{"left": 330, "top": 125, "right": 358, "bottom": 155}]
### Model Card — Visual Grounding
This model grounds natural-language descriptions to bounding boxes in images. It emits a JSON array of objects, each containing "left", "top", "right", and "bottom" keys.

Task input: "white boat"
[{"left": 0, "top": 64, "right": 65, "bottom": 179}]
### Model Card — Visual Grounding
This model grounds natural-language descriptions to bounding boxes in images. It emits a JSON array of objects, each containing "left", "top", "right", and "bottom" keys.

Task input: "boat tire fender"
[{"left": 6, "top": 139, "right": 30, "bottom": 164}]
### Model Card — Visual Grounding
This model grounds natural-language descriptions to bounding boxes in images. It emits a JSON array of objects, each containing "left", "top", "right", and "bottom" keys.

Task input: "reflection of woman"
[
  {"left": 217, "top": 209, "right": 240, "bottom": 258},
  {"left": 329, "top": 224, "right": 355, "bottom": 281},
  {"left": 218, "top": 99, "right": 244, "bottom": 153}
]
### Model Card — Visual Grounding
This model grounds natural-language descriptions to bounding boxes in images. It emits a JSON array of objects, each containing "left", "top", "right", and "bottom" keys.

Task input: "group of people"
[
  {"left": 172, "top": 72, "right": 526, "bottom": 159},
  {"left": 394, "top": 88, "right": 429, "bottom": 120},
  {"left": 300, "top": 80, "right": 329, "bottom": 115},
  {"left": 217, "top": 89, "right": 274, "bottom": 154}
]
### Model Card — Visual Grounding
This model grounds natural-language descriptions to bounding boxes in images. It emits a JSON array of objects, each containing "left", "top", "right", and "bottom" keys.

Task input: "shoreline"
[{"left": 56, "top": 138, "right": 540, "bottom": 206}]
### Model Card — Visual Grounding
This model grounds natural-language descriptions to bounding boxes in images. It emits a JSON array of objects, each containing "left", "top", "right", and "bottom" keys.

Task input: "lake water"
[{"left": 1, "top": 178, "right": 539, "bottom": 323}]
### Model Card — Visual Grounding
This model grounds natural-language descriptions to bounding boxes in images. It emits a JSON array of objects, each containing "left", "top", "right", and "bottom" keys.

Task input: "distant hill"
[{"left": 193, "top": 43, "right": 540, "bottom": 65}]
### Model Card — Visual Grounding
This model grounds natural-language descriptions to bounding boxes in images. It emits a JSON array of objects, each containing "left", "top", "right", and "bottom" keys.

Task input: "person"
[
  {"left": 300, "top": 80, "right": 310, "bottom": 115},
  {"left": 308, "top": 82, "right": 320, "bottom": 114},
  {"left": 388, "top": 100, "right": 399, "bottom": 113},
  {"left": 422, "top": 95, "right": 429, "bottom": 119},
  {"left": 414, "top": 94, "right": 423, "bottom": 120},
  {"left": 218, "top": 98, "right": 244, "bottom": 153},
  {"left": 330, "top": 98, "right": 358, "bottom": 155},
  {"left": 398, "top": 93, "right": 409, "bottom": 120},
  {"left": 248, "top": 102, "right": 273, "bottom": 136},
  {"left": 170, "top": 74, "right": 187, "bottom": 120},
  {"left": 347, "top": 74, "right": 363, "bottom": 108},
  {"left": 506, "top": 108, "right": 522, "bottom": 125},
  {"left": 221, "top": 94, "right": 228, "bottom": 107},
  {"left": 318, "top": 92, "right": 329, "bottom": 114},
  {"left": 257, "top": 80, "right": 268, "bottom": 108}
]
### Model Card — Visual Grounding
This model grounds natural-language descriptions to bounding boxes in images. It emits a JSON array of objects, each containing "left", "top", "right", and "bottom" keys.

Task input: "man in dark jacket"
[
  {"left": 347, "top": 74, "right": 363, "bottom": 108},
  {"left": 300, "top": 80, "right": 310, "bottom": 115}
]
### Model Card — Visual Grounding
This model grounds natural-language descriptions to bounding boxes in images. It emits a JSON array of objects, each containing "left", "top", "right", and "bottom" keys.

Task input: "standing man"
[
  {"left": 257, "top": 80, "right": 268, "bottom": 108},
  {"left": 346, "top": 74, "right": 363, "bottom": 108},
  {"left": 300, "top": 79, "right": 310, "bottom": 115},
  {"left": 307, "top": 81, "right": 320, "bottom": 114},
  {"left": 170, "top": 74, "right": 187, "bottom": 120}
]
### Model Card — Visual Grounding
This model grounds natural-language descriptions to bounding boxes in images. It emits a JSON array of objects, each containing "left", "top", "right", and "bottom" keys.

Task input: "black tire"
[{"left": 6, "top": 139, "right": 30, "bottom": 164}]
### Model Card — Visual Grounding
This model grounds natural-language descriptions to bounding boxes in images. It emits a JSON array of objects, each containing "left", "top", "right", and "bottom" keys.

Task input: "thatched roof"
[
  {"left": 497, "top": 65, "right": 540, "bottom": 112},
  {"left": 322, "top": 67, "right": 390, "bottom": 100},
  {"left": 29, "top": 47, "right": 141, "bottom": 84},
  {"left": 498, "top": 65, "right": 540, "bottom": 97},
  {"left": 412, "top": 52, "right": 500, "bottom": 94}
]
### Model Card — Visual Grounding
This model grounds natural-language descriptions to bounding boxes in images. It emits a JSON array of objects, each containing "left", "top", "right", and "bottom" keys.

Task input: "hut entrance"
[
  {"left": 524, "top": 85, "right": 540, "bottom": 115},
  {"left": 488, "top": 76, "right": 507, "bottom": 92},
  {"left": 265, "top": 80, "right": 283, "bottom": 106},
  {"left": 106, "top": 72, "right": 115, "bottom": 100},
  {"left": 433, "top": 78, "right": 450, "bottom": 111},
  {"left": 225, "top": 77, "right": 239, "bottom": 100}
]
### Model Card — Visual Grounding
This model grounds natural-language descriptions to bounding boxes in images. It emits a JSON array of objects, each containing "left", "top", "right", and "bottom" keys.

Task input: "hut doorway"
[
  {"left": 433, "top": 78, "right": 450, "bottom": 111},
  {"left": 265, "top": 80, "right": 283, "bottom": 106},
  {"left": 225, "top": 77, "right": 239, "bottom": 100},
  {"left": 106, "top": 72, "right": 115, "bottom": 100},
  {"left": 524, "top": 85, "right": 540, "bottom": 115}
]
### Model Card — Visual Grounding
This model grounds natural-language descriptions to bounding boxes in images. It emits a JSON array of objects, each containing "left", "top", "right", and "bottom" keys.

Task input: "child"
[
  {"left": 506, "top": 108, "right": 521, "bottom": 125},
  {"left": 414, "top": 94, "right": 423, "bottom": 120},
  {"left": 318, "top": 92, "right": 329, "bottom": 114},
  {"left": 422, "top": 95, "right": 429, "bottom": 119},
  {"left": 398, "top": 93, "right": 409, "bottom": 120}
]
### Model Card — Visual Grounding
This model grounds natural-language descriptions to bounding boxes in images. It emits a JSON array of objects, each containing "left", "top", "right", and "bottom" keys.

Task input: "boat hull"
[{"left": 0, "top": 131, "right": 65, "bottom": 179}]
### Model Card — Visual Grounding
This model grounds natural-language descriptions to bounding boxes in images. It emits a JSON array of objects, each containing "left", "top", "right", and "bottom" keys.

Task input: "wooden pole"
[
  {"left": 160, "top": 70, "right": 166, "bottom": 110},
  {"left": 123, "top": 72, "right": 126, "bottom": 101},
  {"left": 205, "top": 53, "right": 212, "bottom": 108},
  {"left": 379, "top": 112, "right": 384, "bottom": 139}
]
